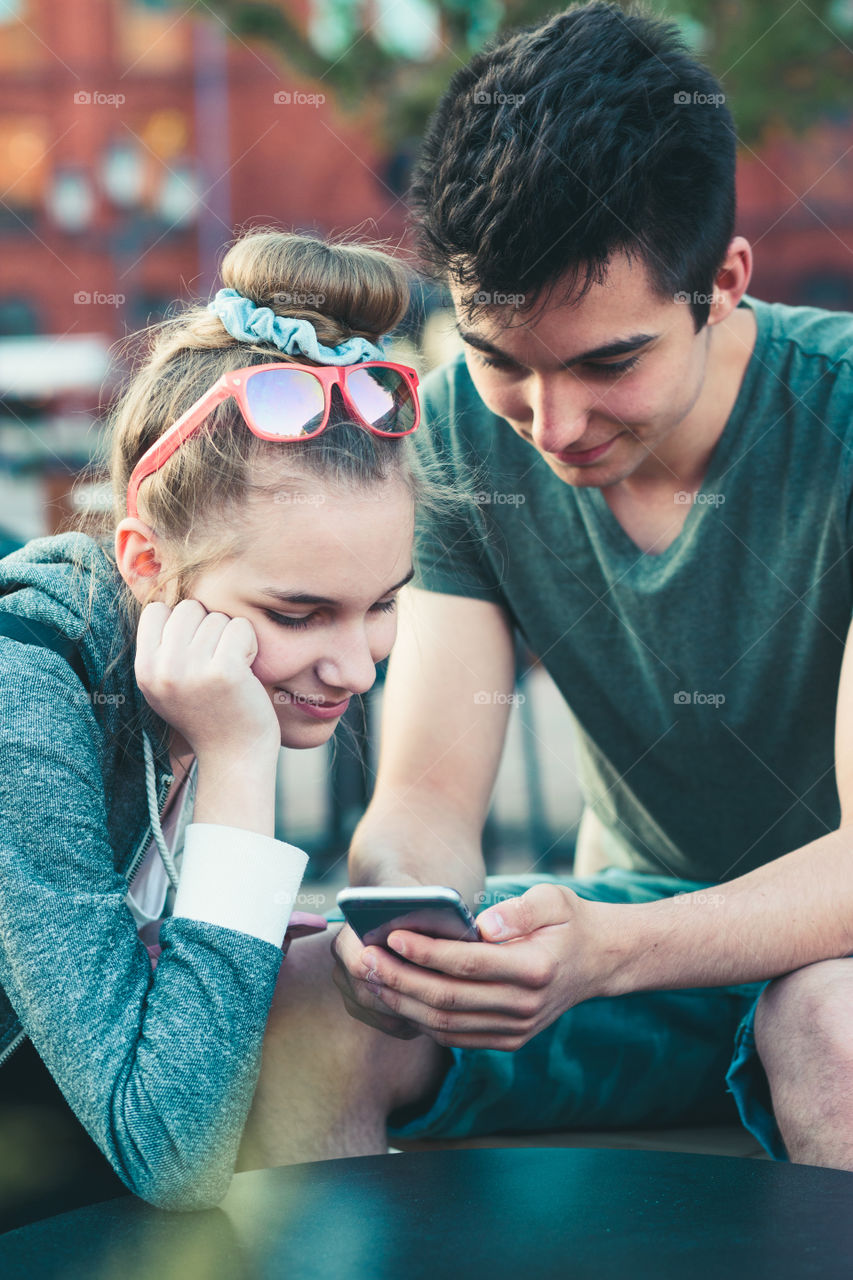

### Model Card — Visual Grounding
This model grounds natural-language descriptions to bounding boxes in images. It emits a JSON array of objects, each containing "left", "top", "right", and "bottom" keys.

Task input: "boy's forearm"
[
  {"left": 349, "top": 788, "right": 486, "bottom": 907},
  {"left": 600, "top": 826, "right": 853, "bottom": 998}
]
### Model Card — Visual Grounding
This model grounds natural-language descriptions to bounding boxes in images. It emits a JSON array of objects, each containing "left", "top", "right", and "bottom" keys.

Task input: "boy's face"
[{"left": 450, "top": 250, "right": 734, "bottom": 489}]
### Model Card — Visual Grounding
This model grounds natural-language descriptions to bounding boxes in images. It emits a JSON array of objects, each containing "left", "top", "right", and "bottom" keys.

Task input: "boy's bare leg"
[
  {"left": 755, "top": 959, "right": 853, "bottom": 1171},
  {"left": 237, "top": 927, "right": 450, "bottom": 1170}
]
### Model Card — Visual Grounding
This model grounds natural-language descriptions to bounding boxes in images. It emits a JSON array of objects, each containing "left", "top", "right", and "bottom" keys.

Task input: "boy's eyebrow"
[
  {"left": 260, "top": 568, "right": 415, "bottom": 607},
  {"left": 455, "top": 323, "right": 659, "bottom": 366}
]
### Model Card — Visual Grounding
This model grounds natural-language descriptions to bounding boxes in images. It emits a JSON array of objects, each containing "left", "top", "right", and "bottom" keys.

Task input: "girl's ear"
[{"left": 114, "top": 519, "right": 166, "bottom": 601}]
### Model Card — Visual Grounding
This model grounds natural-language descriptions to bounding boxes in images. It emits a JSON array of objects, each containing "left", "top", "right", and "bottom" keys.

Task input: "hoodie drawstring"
[{"left": 142, "top": 730, "right": 181, "bottom": 891}]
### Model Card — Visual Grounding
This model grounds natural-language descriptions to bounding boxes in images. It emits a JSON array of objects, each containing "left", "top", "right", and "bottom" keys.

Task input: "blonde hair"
[
  {"left": 107, "top": 228, "right": 416, "bottom": 595},
  {"left": 69, "top": 227, "right": 475, "bottom": 695}
]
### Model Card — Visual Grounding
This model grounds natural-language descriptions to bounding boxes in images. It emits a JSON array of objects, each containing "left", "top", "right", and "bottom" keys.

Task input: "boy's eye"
[
  {"left": 476, "top": 353, "right": 517, "bottom": 371},
  {"left": 475, "top": 352, "right": 642, "bottom": 376},
  {"left": 586, "top": 355, "right": 641, "bottom": 376}
]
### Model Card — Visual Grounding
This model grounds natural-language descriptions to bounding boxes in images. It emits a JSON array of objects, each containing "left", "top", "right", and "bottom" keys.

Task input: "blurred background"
[{"left": 2, "top": 0, "right": 853, "bottom": 899}]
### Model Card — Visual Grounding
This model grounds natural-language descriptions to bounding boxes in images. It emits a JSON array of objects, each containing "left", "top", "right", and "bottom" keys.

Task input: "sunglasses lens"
[
  {"left": 245, "top": 369, "right": 326, "bottom": 437},
  {"left": 346, "top": 367, "right": 417, "bottom": 435}
]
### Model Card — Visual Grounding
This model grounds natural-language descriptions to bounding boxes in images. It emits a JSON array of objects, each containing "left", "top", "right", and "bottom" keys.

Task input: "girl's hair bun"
[{"left": 220, "top": 228, "right": 411, "bottom": 345}]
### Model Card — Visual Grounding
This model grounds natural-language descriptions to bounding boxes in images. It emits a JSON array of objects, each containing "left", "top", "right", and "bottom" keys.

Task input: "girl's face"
[{"left": 175, "top": 478, "right": 415, "bottom": 749}]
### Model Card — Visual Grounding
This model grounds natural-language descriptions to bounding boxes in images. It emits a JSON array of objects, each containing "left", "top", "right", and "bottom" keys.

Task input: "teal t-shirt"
[{"left": 413, "top": 295, "right": 853, "bottom": 882}]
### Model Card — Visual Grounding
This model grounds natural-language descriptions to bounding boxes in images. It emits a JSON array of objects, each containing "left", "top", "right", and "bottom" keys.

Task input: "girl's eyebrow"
[{"left": 260, "top": 568, "right": 415, "bottom": 607}]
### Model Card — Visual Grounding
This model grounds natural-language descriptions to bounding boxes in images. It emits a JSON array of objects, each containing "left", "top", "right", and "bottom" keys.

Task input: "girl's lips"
[{"left": 275, "top": 690, "right": 351, "bottom": 721}]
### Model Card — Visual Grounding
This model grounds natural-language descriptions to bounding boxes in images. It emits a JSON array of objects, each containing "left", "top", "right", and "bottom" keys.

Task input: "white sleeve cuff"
[{"left": 172, "top": 823, "right": 309, "bottom": 948}]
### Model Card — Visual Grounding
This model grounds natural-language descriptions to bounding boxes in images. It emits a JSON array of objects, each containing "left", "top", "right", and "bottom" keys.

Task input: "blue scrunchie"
[{"left": 208, "top": 288, "right": 390, "bottom": 366}]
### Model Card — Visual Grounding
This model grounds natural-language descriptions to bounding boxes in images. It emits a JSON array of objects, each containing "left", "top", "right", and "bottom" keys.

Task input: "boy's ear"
[{"left": 114, "top": 519, "right": 165, "bottom": 599}]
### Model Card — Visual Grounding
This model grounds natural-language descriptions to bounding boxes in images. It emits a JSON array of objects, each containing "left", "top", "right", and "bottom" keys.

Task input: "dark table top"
[{"left": 1, "top": 1147, "right": 851, "bottom": 1280}]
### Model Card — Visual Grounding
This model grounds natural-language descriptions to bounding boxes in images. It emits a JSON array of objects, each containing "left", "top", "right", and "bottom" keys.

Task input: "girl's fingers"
[
  {"left": 212, "top": 615, "right": 259, "bottom": 667},
  {"left": 135, "top": 600, "right": 172, "bottom": 655},
  {"left": 183, "top": 609, "right": 234, "bottom": 663},
  {"left": 156, "top": 599, "right": 213, "bottom": 657}
]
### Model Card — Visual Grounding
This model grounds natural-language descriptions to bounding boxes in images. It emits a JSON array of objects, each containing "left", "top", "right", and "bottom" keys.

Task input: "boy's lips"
[{"left": 554, "top": 433, "right": 621, "bottom": 464}]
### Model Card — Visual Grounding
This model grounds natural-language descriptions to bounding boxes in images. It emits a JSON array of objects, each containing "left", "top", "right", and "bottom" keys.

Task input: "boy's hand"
[{"left": 355, "top": 885, "right": 618, "bottom": 1050}]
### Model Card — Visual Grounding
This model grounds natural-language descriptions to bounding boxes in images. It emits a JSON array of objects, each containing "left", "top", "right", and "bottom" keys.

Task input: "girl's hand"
[{"left": 134, "top": 599, "right": 281, "bottom": 765}]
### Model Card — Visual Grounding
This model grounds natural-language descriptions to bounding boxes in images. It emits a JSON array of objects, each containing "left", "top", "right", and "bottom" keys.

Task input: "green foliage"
[
  {"left": 201, "top": 1, "right": 853, "bottom": 147},
  {"left": 658, "top": 0, "right": 853, "bottom": 142}
]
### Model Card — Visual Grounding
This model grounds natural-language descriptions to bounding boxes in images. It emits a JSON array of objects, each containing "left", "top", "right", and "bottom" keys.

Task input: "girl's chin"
[{"left": 278, "top": 713, "right": 339, "bottom": 750}]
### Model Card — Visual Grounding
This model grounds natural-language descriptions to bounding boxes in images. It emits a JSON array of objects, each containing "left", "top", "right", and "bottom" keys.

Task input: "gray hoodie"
[{"left": 0, "top": 533, "right": 286, "bottom": 1210}]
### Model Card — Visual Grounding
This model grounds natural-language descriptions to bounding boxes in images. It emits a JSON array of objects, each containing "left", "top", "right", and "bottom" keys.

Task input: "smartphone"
[{"left": 336, "top": 885, "right": 480, "bottom": 948}]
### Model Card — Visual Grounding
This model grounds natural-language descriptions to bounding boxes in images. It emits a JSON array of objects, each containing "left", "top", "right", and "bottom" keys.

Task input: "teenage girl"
[{"left": 0, "top": 229, "right": 424, "bottom": 1223}]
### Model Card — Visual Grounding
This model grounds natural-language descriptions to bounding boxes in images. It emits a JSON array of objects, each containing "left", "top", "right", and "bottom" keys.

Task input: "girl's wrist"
[{"left": 192, "top": 750, "right": 279, "bottom": 838}]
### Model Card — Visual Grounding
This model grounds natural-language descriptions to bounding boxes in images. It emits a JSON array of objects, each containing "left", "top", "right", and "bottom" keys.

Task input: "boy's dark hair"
[{"left": 409, "top": 1, "right": 736, "bottom": 332}]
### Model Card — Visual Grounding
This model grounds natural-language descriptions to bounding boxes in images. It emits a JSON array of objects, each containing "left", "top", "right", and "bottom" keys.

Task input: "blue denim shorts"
[{"left": 382, "top": 869, "right": 783, "bottom": 1156}]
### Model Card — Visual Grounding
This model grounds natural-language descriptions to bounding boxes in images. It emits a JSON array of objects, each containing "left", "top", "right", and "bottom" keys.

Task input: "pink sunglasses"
[{"left": 127, "top": 360, "right": 420, "bottom": 519}]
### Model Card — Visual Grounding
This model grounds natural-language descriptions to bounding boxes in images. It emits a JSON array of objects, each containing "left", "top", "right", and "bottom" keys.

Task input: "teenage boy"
[{"left": 244, "top": 2, "right": 853, "bottom": 1173}]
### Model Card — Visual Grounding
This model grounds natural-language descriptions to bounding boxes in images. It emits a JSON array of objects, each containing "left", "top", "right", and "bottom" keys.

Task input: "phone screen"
[{"left": 339, "top": 894, "right": 479, "bottom": 947}]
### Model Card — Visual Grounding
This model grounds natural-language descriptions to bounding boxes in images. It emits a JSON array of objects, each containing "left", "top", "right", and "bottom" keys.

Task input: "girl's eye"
[
  {"left": 265, "top": 599, "right": 396, "bottom": 629},
  {"left": 267, "top": 611, "right": 315, "bottom": 630}
]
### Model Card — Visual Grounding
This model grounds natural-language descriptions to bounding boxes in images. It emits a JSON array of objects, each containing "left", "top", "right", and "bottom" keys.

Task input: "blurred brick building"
[
  {"left": 0, "top": 0, "right": 404, "bottom": 340},
  {"left": 738, "top": 115, "right": 853, "bottom": 311},
  {"left": 0, "top": 0, "right": 407, "bottom": 537},
  {"left": 1, "top": 0, "right": 852, "bottom": 540}
]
